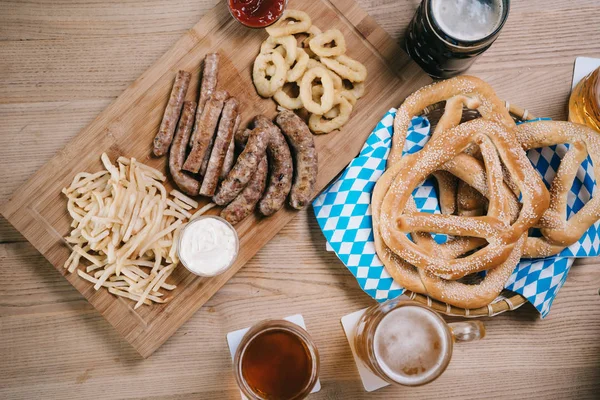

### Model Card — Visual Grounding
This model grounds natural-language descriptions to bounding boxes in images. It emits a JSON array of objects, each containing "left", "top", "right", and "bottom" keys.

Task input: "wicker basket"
[{"left": 403, "top": 101, "right": 534, "bottom": 317}]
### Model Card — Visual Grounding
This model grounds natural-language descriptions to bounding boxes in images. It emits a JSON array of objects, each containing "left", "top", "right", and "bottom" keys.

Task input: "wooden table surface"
[{"left": 1, "top": 0, "right": 599, "bottom": 399}]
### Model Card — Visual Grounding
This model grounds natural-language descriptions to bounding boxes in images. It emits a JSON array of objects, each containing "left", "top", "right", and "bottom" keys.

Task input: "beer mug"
[
  {"left": 354, "top": 300, "right": 485, "bottom": 386},
  {"left": 233, "top": 320, "right": 320, "bottom": 400},
  {"left": 405, "top": 0, "right": 510, "bottom": 78}
]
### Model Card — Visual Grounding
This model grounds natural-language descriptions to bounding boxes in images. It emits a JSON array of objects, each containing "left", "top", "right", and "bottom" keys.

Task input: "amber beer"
[
  {"left": 355, "top": 300, "right": 485, "bottom": 386},
  {"left": 233, "top": 320, "right": 320, "bottom": 400},
  {"left": 569, "top": 66, "right": 600, "bottom": 132},
  {"left": 405, "top": 0, "right": 510, "bottom": 78}
]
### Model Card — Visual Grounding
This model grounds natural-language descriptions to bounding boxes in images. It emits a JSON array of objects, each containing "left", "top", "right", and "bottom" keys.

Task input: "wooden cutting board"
[{"left": 0, "top": 0, "right": 431, "bottom": 357}]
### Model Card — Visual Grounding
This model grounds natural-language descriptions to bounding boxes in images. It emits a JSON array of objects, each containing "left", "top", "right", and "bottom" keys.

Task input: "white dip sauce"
[{"left": 179, "top": 217, "right": 238, "bottom": 276}]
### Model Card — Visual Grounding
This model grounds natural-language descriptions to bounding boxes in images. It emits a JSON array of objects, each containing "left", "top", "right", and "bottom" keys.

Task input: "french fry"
[{"left": 61, "top": 153, "right": 186, "bottom": 307}]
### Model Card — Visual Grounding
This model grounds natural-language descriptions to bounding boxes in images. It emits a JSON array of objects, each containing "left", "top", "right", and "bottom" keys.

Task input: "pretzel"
[
  {"left": 432, "top": 171, "right": 458, "bottom": 215},
  {"left": 515, "top": 121, "right": 600, "bottom": 257},
  {"left": 390, "top": 75, "right": 515, "bottom": 166},
  {"left": 378, "top": 118, "right": 549, "bottom": 280},
  {"left": 371, "top": 169, "right": 499, "bottom": 308},
  {"left": 387, "top": 86, "right": 518, "bottom": 257},
  {"left": 457, "top": 180, "right": 488, "bottom": 216}
]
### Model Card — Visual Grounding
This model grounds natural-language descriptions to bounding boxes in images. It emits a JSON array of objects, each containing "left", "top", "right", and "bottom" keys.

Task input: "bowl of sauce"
[
  {"left": 228, "top": 0, "right": 286, "bottom": 28},
  {"left": 177, "top": 216, "right": 239, "bottom": 277}
]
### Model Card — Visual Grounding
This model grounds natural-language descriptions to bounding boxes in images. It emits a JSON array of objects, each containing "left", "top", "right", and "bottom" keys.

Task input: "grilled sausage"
[
  {"left": 190, "top": 53, "right": 220, "bottom": 147},
  {"left": 252, "top": 115, "right": 293, "bottom": 216},
  {"left": 153, "top": 70, "right": 191, "bottom": 156},
  {"left": 275, "top": 110, "right": 318, "bottom": 209},
  {"left": 235, "top": 128, "right": 252, "bottom": 149},
  {"left": 220, "top": 156, "right": 268, "bottom": 225},
  {"left": 220, "top": 114, "right": 241, "bottom": 180},
  {"left": 199, "top": 97, "right": 239, "bottom": 197},
  {"left": 182, "top": 90, "right": 229, "bottom": 173},
  {"left": 168, "top": 101, "right": 200, "bottom": 196},
  {"left": 213, "top": 126, "right": 270, "bottom": 206}
]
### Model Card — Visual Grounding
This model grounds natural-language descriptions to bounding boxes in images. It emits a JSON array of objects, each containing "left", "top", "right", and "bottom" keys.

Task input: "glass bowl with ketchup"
[{"left": 228, "top": 0, "right": 287, "bottom": 28}]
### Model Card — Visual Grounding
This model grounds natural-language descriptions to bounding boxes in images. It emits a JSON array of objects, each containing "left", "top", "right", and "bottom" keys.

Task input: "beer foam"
[
  {"left": 431, "top": 0, "right": 504, "bottom": 42},
  {"left": 373, "top": 306, "right": 449, "bottom": 385}
]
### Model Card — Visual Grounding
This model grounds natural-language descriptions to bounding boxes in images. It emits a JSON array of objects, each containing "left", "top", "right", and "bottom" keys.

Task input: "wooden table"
[{"left": 1, "top": 0, "right": 599, "bottom": 398}]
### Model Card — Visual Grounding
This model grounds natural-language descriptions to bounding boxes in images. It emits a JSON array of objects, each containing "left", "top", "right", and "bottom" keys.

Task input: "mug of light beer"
[{"left": 354, "top": 300, "right": 485, "bottom": 386}]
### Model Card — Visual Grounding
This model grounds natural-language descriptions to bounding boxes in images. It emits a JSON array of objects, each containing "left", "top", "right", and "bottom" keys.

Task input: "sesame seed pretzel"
[
  {"left": 515, "top": 121, "right": 600, "bottom": 257},
  {"left": 379, "top": 118, "right": 548, "bottom": 280},
  {"left": 386, "top": 77, "right": 520, "bottom": 262}
]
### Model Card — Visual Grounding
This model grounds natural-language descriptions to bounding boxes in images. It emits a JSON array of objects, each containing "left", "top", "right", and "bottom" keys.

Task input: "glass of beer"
[
  {"left": 354, "top": 300, "right": 485, "bottom": 386},
  {"left": 233, "top": 320, "right": 320, "bottom": 400},
  {"left": 405, "top": 0, "right": 510, "bottom": 78},
  {"left": 569, "top": 66, "right": 600, "bottom": 132}
]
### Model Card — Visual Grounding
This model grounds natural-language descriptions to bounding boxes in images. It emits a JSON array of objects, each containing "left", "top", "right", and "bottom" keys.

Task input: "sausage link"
[
  {"left": 168, "top": 101, "right": 200, "bottom": 196},
  {"left": 275, "top": 110, "right": 318, "bottom": 209},
  {"left": 199, "top": 97, "right": 239, "bottom": 196},
  {"left": 153, "top": 70, "right": 191, "bottom": 156},
  {"left": 213, "top": 126, "right": 270, "bottom": 206},
  {"left": 235, "top": 128, "right": 252, "bottom": 149},
  {"left": 220, "top": 114, "right": 241, "bottom": 180},
  {"left": 220, "top": 156, "right": 268, "bottom": 225},
  {"left": 182, "top": 90, "right": 229, "bottom": 173},
  {"left": 190, "top": 53, "right": 220, "bottom": 147},
  {"left": 252, "top": 115, "right": 293, "bottom": 216}
]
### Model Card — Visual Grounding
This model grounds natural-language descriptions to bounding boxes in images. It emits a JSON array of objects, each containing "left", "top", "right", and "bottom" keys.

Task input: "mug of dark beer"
[{"left": 405, "top": 0, "right": 510, "bottom": 78}]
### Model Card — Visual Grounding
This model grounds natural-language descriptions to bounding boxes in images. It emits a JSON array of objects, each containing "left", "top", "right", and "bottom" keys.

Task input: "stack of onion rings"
[{"left": 252, "top": 9, "right": 367, "bottom": 134}]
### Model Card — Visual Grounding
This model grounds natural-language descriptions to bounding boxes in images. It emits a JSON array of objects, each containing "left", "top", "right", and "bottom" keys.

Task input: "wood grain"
[
  {"left": 0, "top": 0, "right": 430, "bottom": 358},
  {"left": 1, "top": 0, "right": 600, "bottom": 398}
]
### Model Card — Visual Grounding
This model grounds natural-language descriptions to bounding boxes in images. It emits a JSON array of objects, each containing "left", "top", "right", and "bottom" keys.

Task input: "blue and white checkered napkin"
[{"left": 313, "top": 109, "right": 598, "bottom": 317}]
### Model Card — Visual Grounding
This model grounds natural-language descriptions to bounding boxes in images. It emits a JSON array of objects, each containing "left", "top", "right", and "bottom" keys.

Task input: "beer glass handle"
[{"left": 448, "top": 321, "right": 486, "bottom": 342}]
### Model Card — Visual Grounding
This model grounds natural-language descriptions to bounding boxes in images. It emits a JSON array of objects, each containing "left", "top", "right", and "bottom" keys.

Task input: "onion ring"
[
  {"left": 307, "top": 59, "right": 342, "bottom": 89},
  {"left": 308, "top": 93, "right": 353, "bottom": 134},
  {"left": 300, "top": 67, "right": 335, "bottom": 115},
  {"left": 265, "top": 10, "right": 312, "bottom": 37},
  {"left": 309, "top": 29, "right": 347, "bottom": 57},
  {"left": 261, "top": 35, "right": 297, "bottom": 65},
  {"left": 273, "top": 82, "right": 303, "bottom": 110},
  {"left": 302, "top": 25, "right": 322, "bottom": 57},
  {"left": 286, "top": 47, "right": 309, "bottom": 82},
  {"left": 320, "top": 55, "right": 367, "bottom": 82},
  {"left": 253, "top": 51, "right": 288, "bottom": 97}
]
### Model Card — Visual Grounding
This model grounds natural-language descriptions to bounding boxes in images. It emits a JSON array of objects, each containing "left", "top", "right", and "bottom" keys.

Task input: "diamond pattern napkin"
[{"left": 313, "top": 109, "right": 598, "bottom": 317}]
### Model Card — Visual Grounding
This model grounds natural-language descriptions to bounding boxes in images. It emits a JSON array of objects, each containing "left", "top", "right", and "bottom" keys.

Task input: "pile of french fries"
[{"left": 61, "top": 153, "right": 211, "bottom": 308}]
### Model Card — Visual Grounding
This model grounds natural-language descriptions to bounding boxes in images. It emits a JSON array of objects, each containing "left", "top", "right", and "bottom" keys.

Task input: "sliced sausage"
[
  {"left": 275, "top": 110, "right": 318, "bottom": 209},
  {"left": 199, "top": 97, "right": 239, "bottom": 197},
  {"left": 220, "top": 156, "right": 268, "bottom": 225},
  {"left": 182, "top": 90, "right": 229, "bottom": 173},
  {"left": 168, "top": 101, "right": 200, "bottom": 196},
  {"left": 153, "top": 70, "right": 191, "bottom": 156},
  {"left": 190, "top": 53, "right": 220, "bottom": 147},
  {"left": 252, "top": 115, "right": 293, "bottom": 216},
  {"left": 213, "top": 126, "right": 270, "bottom": 206},
  {"left": 220, "top": 114, "right": 241, "bottom": 180}
]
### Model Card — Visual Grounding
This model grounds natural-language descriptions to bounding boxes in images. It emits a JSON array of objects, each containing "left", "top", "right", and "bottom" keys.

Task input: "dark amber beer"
[
  {"left": 233, "top": 320, "right": 320, "bottom": 400},
  {"left": 405, "top": 0, "right": 510, "bottom": 78}
]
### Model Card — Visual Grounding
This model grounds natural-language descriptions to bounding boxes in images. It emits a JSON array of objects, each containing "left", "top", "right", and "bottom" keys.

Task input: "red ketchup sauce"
[{"left": 228, "top": 0, "right": 286, "bottom": 28}]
